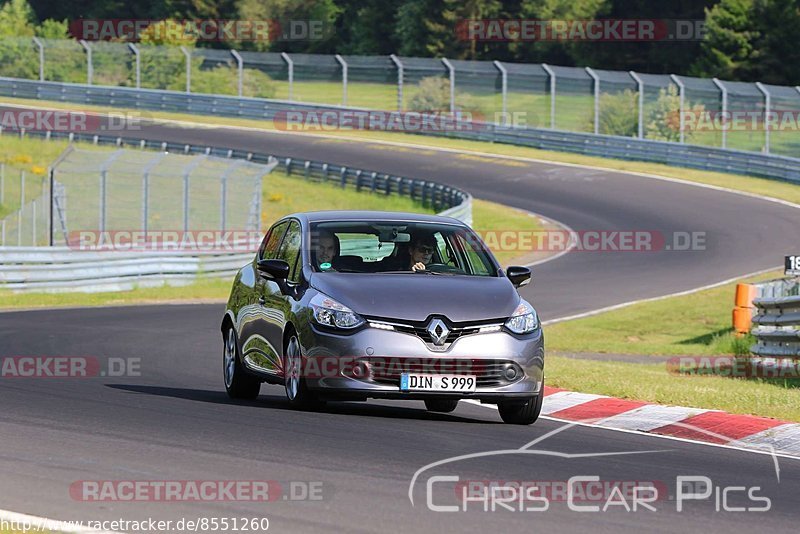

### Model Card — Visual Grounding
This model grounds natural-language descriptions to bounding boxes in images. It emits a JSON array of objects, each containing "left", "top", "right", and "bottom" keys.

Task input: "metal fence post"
[
  {"left": 220, "top": 174, "right": 227, "bottom": 232},
  {"left": 32, "top": 37, "right": 44, "bottom": 81},
  {"left": 755, "top": 82, "right": 771, "bottom": 154},
  {"left": 128, "top": 43, "right": 140, "bottom": 89},
  {"left": 183, "top": 170, "right": 189, "bottom": 232},
  {"left": 180, "top": 46, "right": 192, "bottom": 93},
  {"left": 493, "top": 60, "right": 507, "bottom": 125},
  {"left": 629, "top": 71, "right": 644, "bottom": 139},
  {"left": 670, "top": 74, "right": 686, "bottom": 143},
  {"left": 541, "top": 63, "right": 556, "bottom": 129},
  {"left": 335, "top": 54, "right": 348, "bottom": 106},
  {"left": 281, "top": 52, "right": 294, "bottom": 101},
  {"left": 442, "top": 58, "right": 455, "bottom": 113},
  {"left": 32, "top": 198, "right": 36, "bottom": 246},
  {"left": 712, "top": 78, "right": 728, "bottom": 149},
  {"left": 79, "top": 40, "right": 93, "bottom": 85},
  {"left": 0, "top": 162, "right": 4, "bottom": 207},
  {"left": 390, "top": 54, "right": 403, "bottom": 112},
  {"left": 48, "top": 167, "right": 53, "bottom": 246},
  {"left": 18, "top": 171, "right": 25, "bottom": 246},
  {"left": 99, "top": 169, "right": 106, "bottom": 238},
  {"left": 585, "top": 67, "right": 600, "bottom": 134},
  {"left": 231, "top": 49, "right": 244, "bottom": 97}
]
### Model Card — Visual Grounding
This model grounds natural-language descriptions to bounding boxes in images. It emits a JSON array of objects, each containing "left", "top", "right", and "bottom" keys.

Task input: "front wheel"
[
  {"left": 424, "top": 399, "right": 459, "bottom": 413},
  {"left": 498, "top": 391, "right": 543, "bottom": 425},
  {"left": 284, "top": 333, "right": 325, "bottom": 410},
  {"left": 223, "top": 327, "right": 261, "bottom": 400}
]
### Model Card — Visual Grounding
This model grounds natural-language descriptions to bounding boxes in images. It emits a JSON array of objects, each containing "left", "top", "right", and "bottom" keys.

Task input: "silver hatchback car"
[{"left": 221, "top": 211, "right": 544, "bottom": 424}]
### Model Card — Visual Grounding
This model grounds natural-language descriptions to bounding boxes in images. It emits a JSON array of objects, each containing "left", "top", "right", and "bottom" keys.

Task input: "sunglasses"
[{"left": 415, "top": 245, "right": 435, "bottom": 254}]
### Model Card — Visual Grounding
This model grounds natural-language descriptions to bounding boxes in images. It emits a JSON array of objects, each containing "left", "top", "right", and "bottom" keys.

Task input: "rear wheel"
[
  {"left": 424, "top": 399, "right": 459, "bottom": 413},
  {"left": 498, "top": 390, "right": 543, "bottom": 425},
  {"left": 223, "top": 327, "right": 261, "bottom": 400},
  {"left": 284, "top": 333, "right": 325, "bottom": 410}
]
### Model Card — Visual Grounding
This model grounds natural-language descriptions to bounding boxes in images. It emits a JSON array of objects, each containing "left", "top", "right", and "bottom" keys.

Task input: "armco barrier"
[
  {"left": 750, "top": 278, "right": 800, "bottom": 358},
  {"left": 0, "top": 246, "right": 253, "bottom": 292},
  {"left": 0, "top": 129, "right": 472, "bottom": 292},
  {"left": 1, "top": 77, "right": 800, "bottom": 184}
]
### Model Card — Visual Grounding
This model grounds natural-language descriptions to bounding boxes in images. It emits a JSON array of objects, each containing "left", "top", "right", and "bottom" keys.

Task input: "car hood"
[{"left": 309, "top": 273, "right": 520, "bottom": 322}]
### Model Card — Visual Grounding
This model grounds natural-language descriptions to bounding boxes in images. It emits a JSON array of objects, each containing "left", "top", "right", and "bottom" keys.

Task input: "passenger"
[
  {"left": 314, "top": 230, "right": 339, "bottom": 269},
  {"left": 407, "top": 232, "right": 437, "bottom": 272}
]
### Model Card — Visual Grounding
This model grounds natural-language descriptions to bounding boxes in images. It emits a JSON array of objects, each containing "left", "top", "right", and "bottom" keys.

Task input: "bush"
[
  {"left": 645, "top": 85, "right": 705, "bottom": 143},
  {"left": 190, "top": 66, "right": 276, "bottom": 98},
  {"left": 592, "top": 89, "right": 638, "bottom": 137},
  {"left": 408, "top": 76, "right": 450, "bottom": 112}
]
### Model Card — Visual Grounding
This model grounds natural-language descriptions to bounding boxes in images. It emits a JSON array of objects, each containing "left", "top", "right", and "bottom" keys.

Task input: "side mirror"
[
  {"left": 257, "top": 259, "right": 290, "bottom": 280},
  {"left": 506, "top": 265, "right": 532, "bottom": 288}
]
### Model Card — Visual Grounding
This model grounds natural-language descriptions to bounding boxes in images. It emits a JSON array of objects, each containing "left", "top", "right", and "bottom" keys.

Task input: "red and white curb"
[{"left": 540, "top": 386, "right": 800, "bottom": 458}]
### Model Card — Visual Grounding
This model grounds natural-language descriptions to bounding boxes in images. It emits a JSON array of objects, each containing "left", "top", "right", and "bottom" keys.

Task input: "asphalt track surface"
[{"left": 1, "top": 116, "right": 800, "bottom": 533}]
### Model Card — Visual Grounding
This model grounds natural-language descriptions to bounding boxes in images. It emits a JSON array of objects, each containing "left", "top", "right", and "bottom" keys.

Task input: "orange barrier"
[{"left": 733, "top": 283, "right": 757, "bottom": 335}]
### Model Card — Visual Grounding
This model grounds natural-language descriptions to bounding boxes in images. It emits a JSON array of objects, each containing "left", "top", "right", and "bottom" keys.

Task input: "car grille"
[
  {"left": 355, "top": 357, "right": 521, "bottom": 387},
  {"left": 365, "top": 316, "right": 503, "bottom": 346}
]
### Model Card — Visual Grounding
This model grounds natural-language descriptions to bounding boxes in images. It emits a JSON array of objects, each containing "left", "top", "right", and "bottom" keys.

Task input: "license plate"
[{"left": 400, "top": 373, "right": 476, "bottom": 392}]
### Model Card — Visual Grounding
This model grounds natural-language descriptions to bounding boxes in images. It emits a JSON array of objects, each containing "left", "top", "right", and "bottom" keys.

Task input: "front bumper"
[{"left": 298, "top": 323, "right": 544, "bottom": 403}]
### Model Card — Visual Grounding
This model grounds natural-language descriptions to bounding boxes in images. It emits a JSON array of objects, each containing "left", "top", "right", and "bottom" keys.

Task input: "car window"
[
  {"left": 308, "top": 221, "right": 498, "bottom": 276},
  {"left": 259, "top": 222, "right": 288, "bottom": 261},
  {"left": 275, "top": 220, "right": 302, "bottom": 282},
  {"left": 339, "top": 233, "right": 395, "bottom": 262}
]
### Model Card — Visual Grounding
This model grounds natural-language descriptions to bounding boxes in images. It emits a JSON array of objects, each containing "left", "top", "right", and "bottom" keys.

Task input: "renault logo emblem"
[{"left": 427, "top": 318, "right": 450, "bottom": 346}]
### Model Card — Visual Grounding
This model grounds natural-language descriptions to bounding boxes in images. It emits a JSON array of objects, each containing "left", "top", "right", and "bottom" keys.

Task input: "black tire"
[
  {"left": 424, "top": 399, "right": 459, "bottom": 413},
  {"left": 223, "top": 327, "right": 261, "bottom": 400},
  {"left": 283, "top": 331, "right": 325, "bottom": 411},
  {"left": 498, "top": 390, "right": 543, "bottom": 425}
]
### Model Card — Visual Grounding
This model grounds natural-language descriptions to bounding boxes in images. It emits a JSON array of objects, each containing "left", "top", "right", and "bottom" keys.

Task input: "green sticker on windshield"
[{"left": 320, "top": 262, "right": 332, "bottom": 270}]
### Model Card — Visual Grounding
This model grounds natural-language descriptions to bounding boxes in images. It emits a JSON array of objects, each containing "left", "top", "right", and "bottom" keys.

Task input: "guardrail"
[
  {"left": 1, "top": 77, "right": 799, "bottom": 185},
  {"left": 0, "top": 246, "right": 253, "bottom": 292},
  {"left": 750, "top": 278, "right": 800, "bottom": 358},
  {"left": 0, "top": 128, "right": 472, "bottom": 292}
]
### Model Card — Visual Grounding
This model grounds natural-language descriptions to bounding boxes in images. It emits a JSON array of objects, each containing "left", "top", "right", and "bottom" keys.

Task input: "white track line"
[{"left": 541, "top": 265, "right": 781, "bottom": 325}]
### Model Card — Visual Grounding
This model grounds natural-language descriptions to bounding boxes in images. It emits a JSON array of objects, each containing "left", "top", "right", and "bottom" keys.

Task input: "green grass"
[
  {"left": 0, "top": 136, "right": 69, "bottom": 219},
  {"left": 541, "top": 269, "right": 800, "bottom": 423},
  {"left": 546, "top": 270, "right": 781, "bottom": 356},
  {"left": 546, "top": 355, "right": 800, "bottom": 423}
]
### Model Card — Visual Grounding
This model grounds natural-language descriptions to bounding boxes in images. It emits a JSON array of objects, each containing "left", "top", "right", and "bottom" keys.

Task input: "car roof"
[{"left": 287, "top": 210, "right": 466, "bottom": 226}]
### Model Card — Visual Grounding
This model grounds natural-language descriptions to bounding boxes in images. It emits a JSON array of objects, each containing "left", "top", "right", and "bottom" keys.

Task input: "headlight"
[
  {"left": 310, "top": 293, "right": 365, "bottom": 329},
  {"left": 504, "top": 299, "right": 539, "bottom": 335}
]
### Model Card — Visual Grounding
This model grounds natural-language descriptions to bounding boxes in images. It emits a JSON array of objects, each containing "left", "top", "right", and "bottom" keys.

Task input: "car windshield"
[{"left": 309, "top": 221, "right": 498, "bottom": 276}]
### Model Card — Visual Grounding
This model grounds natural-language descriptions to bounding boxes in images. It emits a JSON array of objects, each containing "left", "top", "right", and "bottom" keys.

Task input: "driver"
[
  {"left": 314, "top": 230, "right": 340, "bottom": 269},
  {"left": 407, "top": 232, "right": 437, "bottom": 272}
]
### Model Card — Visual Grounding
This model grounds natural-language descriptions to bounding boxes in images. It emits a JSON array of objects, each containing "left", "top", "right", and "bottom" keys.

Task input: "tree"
[
  {"left": 691, "top": 0, "right": 756, "bottom": 80},
  {"left": 0, "top": 0, "right": 36, "bottom": 36}
]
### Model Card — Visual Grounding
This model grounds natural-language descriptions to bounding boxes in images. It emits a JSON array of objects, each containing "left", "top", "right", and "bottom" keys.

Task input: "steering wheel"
[{"left": 424, "top": 263, "right": 465, "bottom": 274}]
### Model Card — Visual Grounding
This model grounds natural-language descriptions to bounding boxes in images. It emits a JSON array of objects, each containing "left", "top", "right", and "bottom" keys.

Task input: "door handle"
[{"left": 258, "top": 296, "right": 266, "bottom": 306}]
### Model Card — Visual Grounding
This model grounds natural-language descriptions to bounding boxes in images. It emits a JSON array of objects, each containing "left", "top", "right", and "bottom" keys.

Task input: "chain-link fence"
[
  {"left": 0, "top": 163, "right": 50, "bottom": 246},
  {"left": 44, "top": 147, "right": 274, "bottom": 247},
  {"left": 2, "top": 37, "right": 800, "bottom": 156}
]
